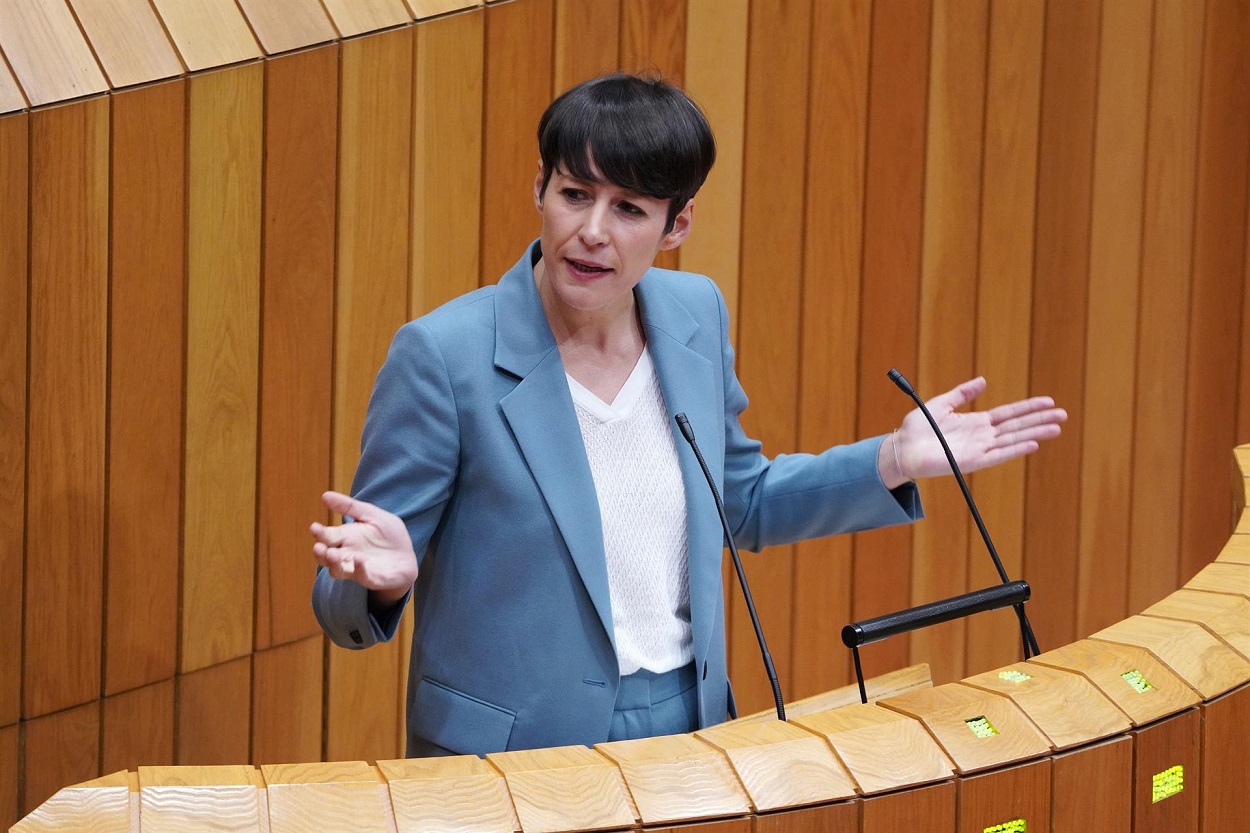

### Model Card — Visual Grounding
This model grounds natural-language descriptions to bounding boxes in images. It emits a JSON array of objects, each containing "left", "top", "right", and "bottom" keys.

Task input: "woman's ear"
[
  {"left": 533, "top": 161, "right": 546, "bottom": 212},
  {"left": 660, "top": 199, "right": 695, "bottom": 250}
]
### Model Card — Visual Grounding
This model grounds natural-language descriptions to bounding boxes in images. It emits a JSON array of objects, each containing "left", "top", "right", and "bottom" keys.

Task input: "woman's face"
[{"left": 533, "top": 161, "right": 692, "bottom": 322}]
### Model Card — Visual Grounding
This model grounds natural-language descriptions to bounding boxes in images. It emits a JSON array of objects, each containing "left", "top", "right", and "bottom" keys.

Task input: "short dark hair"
[{"left": 537, "top": 72, "right": 716, "bottom": 232}]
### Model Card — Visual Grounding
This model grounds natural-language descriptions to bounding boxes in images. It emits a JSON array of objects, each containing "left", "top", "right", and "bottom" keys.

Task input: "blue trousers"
[{"left": 608, "top": 662, "right": 699, "bottom": 741}]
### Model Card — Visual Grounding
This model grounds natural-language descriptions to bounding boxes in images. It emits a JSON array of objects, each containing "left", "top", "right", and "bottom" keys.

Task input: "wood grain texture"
[
  {"left": 753, "top": 801, "right": 858, "bottom": 833},
  {"left": 1200, "top": 685, "right": 1250, "bottom": 833},
  {"left": 729, "top": 663, "right": 933, "bottom": 724},
  {"left": 177, "top": 658, "right": 252, "bottom": 766},
  {"left": 139, "top": 766, "right": 260, "bottom": 833},
  {"left": 0, "top": 113, "right": 27, "bottom": 729},
  {"left": 911, "top": 0, "right": 989, "bottom": 686},
  {"left": 106, "top": 79, "right": 185, "bottom": 695},
  {"left": 0, "top": 0, "right": 107, "bottom": 106},
  {"left": 102, "top": 680, "right": 175, "bottom": 776},
  {"left": 379, "top": 756, "right": 518, "bottom": 833},
  {"left": 251, "top": 638, "right": 323, "bottom": 766},
  {"left": 326, "top": 27, "right": 414, "bottom": 764},
  {"left": 67, "top": 0, "right": 183, "bottom": 89},
  {"left": 256, "top": 45, "right": 337, "bottom": 650},
  {"left": 25, "top": 96, "right": 109, "bottom": 718},
  {"left": 182, "top": 64, "right": 263, "bottom": 673},
  {"left": 1051, "top": 735, "right": 1132, "bottom": 833},
  {"left": 595, "top": 734, "right": 750, "bottom": 824},
  {"left": 234, "top": 0, "right": 337, "bottom": 55},
  {"left": 407, "top": 0, "right": 482, "bottom": 19},
  {"left": 0, "top": 723, "right": 15, "bottom": 829},
  {"left": 487, "top": 745, "right": 638, "bottom": 833},
  {"left": 1091, "top": 615, "right": 1250, "bottom": 699},
  {"left": 10, "top": 781, "right": 129, "bottom": 833},
  {"left": 1185, "top": 561, "right": 1250, "bottom": 596},
  {"left": 861, "top": 780, "right": 955, "bottom": 833},
  {"left": 552, "top": 0, "right": 620, "bottom": 91},
  {"left": 265, "top": 778, "right": 391, "bottom": 833},
  {"left": 0, "top": 53, "right": 28, "bottom": 112},
  {"left": 1132, "top": 708, "right": 1200, "bottom": 833},
  {"left": 21, "top": 702, "right": 101, "bottom": 819},
  {"left": 1130, "top": 0, "right": 1203, "bottom": 613},
  {"left": 1181, "top": 0, "right": 1250, "bottom": 583},
  {"left": 411, "top": 9, "right": 485, "bottom": 315},
  {"left": 480, "top": 0, "right": 552, "bottom": 282},
  {"left": 321, "top": 0, "right": 413, "bottom": 37},
  {"left": 1076, "top": 0, "right": 1151, "bottom": 639},
  {"left": 149, "top": 0, "right": 261, "bottom": 72},
  {"left": 853, "top": 0, "right": 930, "bottom": 679},
  {"left": 1024, "top": 0, "right": 1101, "bottom": 652},
  {"left": 966, "top": 0, "right": 1044, "bottom": 674},
  {"left": 731, "top": 0, "right": 812, "bottom": 714},
  {"left": 790, "top": 0, "right": 868, "bottom": 697},
  {"left": 1144, "top": 588, "right": 1250, "bottom": 660},
  {"left": 956, "top": 758, "right": 1050, "bottom": 833}
]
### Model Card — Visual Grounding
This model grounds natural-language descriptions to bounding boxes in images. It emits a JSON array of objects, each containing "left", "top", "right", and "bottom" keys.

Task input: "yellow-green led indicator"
[
  {"left": 999, "top": 669, "right": 1032, "bottom": 684},
  {"left": 983, "top": 819, "right": 1026, "bottom": 833},
  {"left": 1122, "top": 669, "right": 1154, "bottom": 693},
  {"left": 966, "top": 715, "right": 999, "bottom": 738},
  {"left": 1152, "top": 765, "right": 1184, "bottom": 803}
]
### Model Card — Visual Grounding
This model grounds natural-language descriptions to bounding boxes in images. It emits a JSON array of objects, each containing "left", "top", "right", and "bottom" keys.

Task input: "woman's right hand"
[{"left": 310, "top": 491, "right": 418, "bottom": 605}]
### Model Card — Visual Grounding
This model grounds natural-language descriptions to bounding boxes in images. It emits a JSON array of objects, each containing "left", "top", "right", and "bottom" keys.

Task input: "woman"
[{"left": 311, "top": 73, "right": 1065, "bottom": 757}]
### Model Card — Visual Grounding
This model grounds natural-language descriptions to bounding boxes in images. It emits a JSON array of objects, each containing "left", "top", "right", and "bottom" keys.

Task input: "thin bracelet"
[{"left": 892, "top": 429, "right": 912, "bottom": 482}]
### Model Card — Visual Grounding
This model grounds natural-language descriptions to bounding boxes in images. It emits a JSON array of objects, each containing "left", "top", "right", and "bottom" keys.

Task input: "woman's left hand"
[{"left": 885, "top": 377, "right": 1066, "bottom": 486}]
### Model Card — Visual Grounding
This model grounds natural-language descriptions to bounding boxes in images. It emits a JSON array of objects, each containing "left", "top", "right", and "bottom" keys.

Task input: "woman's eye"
[
  {"left": 561, "top": 188, "right": 587, "bottom": 202},
  {"left": 618, "top": 202, "right": 645, "bottom": 217}
]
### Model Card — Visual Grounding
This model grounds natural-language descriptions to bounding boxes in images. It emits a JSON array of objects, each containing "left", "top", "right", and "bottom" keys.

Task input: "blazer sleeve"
[
  {"left": 709, "top": 288, "right": 922, "bottom": 552},
  {"left": 312, "top": 320, "right": 461, "bottom": 650}
]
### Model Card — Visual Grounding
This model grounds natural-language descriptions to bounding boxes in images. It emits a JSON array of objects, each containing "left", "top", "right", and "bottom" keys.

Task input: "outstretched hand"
[
  {"left": 311, "top": 491, "right": 417, "bottom": 605},
  {"left": 884, "top": 377, "right": 1066, "bottom": 487}
]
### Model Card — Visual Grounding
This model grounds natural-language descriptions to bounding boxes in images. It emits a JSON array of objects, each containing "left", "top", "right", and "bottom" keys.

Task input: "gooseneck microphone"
[
  {"left": 674, "top": 412, "right": 785, "bottom": 722},
  {"left": 886, "top": 368, "right": 1040, "bottom": 658}
]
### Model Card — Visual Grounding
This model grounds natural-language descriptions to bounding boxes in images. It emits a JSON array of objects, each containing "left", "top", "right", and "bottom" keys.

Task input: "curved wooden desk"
[{"left": 14, "top": 445, "right": 1250, "bottom": 833}]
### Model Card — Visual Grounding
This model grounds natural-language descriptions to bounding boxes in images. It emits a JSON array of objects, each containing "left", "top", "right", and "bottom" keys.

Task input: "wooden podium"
[{"left": 14, "top": 444, "right": 1250, "bottom": 833}]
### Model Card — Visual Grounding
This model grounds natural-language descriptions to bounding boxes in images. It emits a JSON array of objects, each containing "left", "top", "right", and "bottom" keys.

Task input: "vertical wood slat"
[
  {"left": 0, "top": 723, "right": 15, "bottom": 828},
  {"left": 21, "top": 702, "right": 100, "bottom": 818},
  {"left": 235, "top": 0, "right": 338, "bottom": 56},
  {"left": 731, "top": 0, "right": 813, "bottom": 714},
  {"left": 1182, "top": 0, "right": 1250, "bottom": 580},
  {"left": 252, "top": 637, "right": 323, "bottom": 765},
  {"left": 792, "top": 0, "right": 870, "bottom": 698},
  {"left": 1024, "top": 0, "right": 1102, "bottom": 650},
  {"left": 853, "top": 0, "right": 932, "bottom": 679},
  {"left": 552, "top": 0, "right": 620, "bottom": 92},
  {"left": 327, "top": 27, "right": 415, "bottom": 763},
  {"left": 0, "top": 113, "right": 27, "bottom": 729},
  {"left": 177, "top": 657, "right": 252, "bottom": 766},
  {"left": 256, "top": 45, "right": 339, "bottom": 651},
  {"left": 966, "top": 0, "right": 1045, "bottom": 673},
  {"left": 148, "top": 0, "right": 262, "bottom": 72},
  {"left": 1051, "top": 737, "right": 1133, "bottom": 833},
  {"left": 106, "top": 79, "right": 186, "bottom": 696},
  {"left": 102, "top": 680, "right": 175, "bottom": 775},
  {"left": 181, "top": 64, "right": 264, "bottom": 674},
  {"left": 66, "top": 0, "right": 184, "bottom": 89},
  {"left": 25, "top": 96, "right": 109, "bottom": 718},
  {"left": 1130, "top": 0, "right": 1203, "bottom": 613},
  {"left": 1075, "top": 0, "right": 1153, "bottom": 637},
  {"left": 0, "top": 0, "right": 108, "bottom": 107},
  {"left": 910, "top": 0, "right": 988, "bottom": 685},
  {"left": 411, "top": 9, "right": 486, "bottom": 315},
  {"left": 481, "top": 0, "right": 553, "bottom": 283}
]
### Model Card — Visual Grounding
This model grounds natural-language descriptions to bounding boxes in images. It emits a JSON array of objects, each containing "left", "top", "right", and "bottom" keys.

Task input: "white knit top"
[{"left": 568, "top": 348, "right": 693, "bottom": 676}]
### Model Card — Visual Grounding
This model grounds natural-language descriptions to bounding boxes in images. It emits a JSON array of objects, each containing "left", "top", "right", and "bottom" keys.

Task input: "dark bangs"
[{"left": 538, "top": 73, "right": 716, "bottom": 229}]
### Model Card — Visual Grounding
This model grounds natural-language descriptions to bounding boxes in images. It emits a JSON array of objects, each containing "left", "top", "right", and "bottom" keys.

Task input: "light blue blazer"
[{"left": 313, "top": 242, "right": 921, "bottom": 756}]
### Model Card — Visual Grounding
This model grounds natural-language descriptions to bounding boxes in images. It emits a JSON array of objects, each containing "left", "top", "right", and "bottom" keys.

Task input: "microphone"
[
  {"left": 886, "top": 368, "right": 1040, "bottom": 658},
  {"left": 674, "top": 412, "right": 785, "bottom": 722}
]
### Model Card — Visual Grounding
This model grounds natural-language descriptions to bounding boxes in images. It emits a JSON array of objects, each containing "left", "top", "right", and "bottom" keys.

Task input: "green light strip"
[
  {"left": 966, "top": 715, "right": 999, "bottom": 739},
  {"left": 1152, "top": 765, "right": 1183, "bottom": 803},
  {"left": 983, "top": 819, "right": 1026, "bottom": 833},
  {"left": 1121, "top": 669, "right": 1153, "bottom": 693}
]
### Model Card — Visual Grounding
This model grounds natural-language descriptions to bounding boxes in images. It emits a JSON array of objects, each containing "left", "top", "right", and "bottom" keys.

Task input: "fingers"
[{"left": 927, "top": 376, "right": 988, "bottom": 412}]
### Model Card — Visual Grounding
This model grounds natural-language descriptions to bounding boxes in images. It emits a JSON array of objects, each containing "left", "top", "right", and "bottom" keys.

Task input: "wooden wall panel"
[
  {"left": 411, "top": 10, "right": 486, "bottom": 315},
  {"left": 1024, "top": 0, "right": 1101, "bottom": 650},
  {"left": 106, "top": 79, "right": 185, "bottom": 696},
  {"left": 252, "top": 638, "right": 323, "bottom": 765},
  {"left": 1075, "top": 0, "right": 1152, "bottom": 637},
  {"left": 182, "top": 64, "right": 264, "bottom": 674},
  {"left": 67, "top": 0, "right": 183, "bottom": 89},
  {"left": 177, "top": 658, "right": 252, "bottom": 765},
  {"left": 732, "top": 0, "right": 812, "bottom": 713},
  {"left": 327, "top": 28, "right": 414, "bottom": 763},
  {"left": 0, "top": 0, "right": 107, "bottom": 107},
  {"left": 149, "top": 0, "right": 262, "bottom": 72},
  {"left": 552, "top": 0, "right": 620, "bottom": 91},
  {"left": 966, "top": 0, "right": 1044, "bottom": 671},
  {"left": 853, "top": 0, "right": 931, "bottom": 678},
  {"left": 0, "top": 723, "right": 15, "bottom": 828},
  {"left": 256, "top": 46, "right": 338, "bottom": 651},
  {"left": 792, "top": 0, "right": 869, "bottom": 697},
  {"left": 236, "top": 0, "right": 337, "bottom": 55},
  {"left": 1131, "top": 0, "right": 1203, "bottom": 613},
  {"left": 1051, "top": 737, "right": 1132, "bottom": 833},
  {"left": 25, "top": 96, "right": 109, "bottom": 718},
  {"left": 1182, "top": 0, "right": 1250, "bottom": 580},
  {"left": 911, "top": 0, "right": 988, "bottom": 685},
  {"left": 102, "top": 680, "right": 175, "bottom": 775},
  {"left": 0, "top": 113, "right": 27, "bottom": 729},
  {"left": 957, "top": 759, "right": 1050, "bottom": 833},
  {"left": 481, "top": 0, "right": 553, "bottom": 282},
  {"left": 21, "top": 702, "right": 99, "bottom": 818}
]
